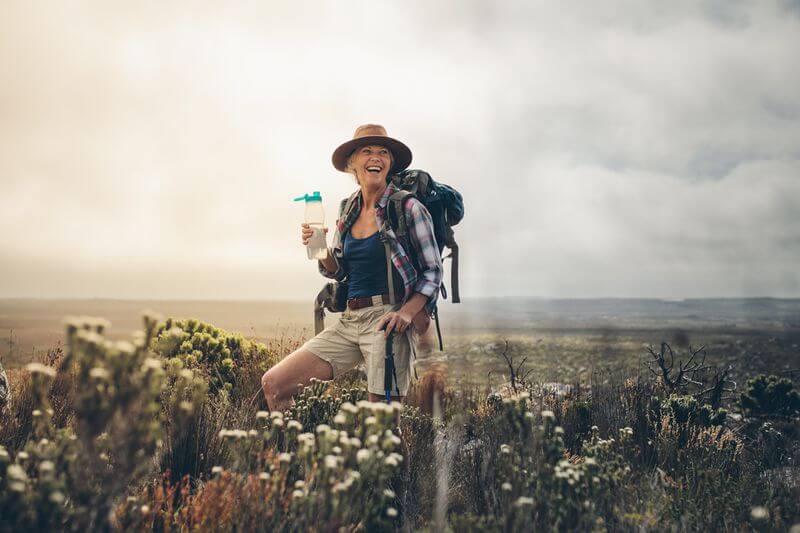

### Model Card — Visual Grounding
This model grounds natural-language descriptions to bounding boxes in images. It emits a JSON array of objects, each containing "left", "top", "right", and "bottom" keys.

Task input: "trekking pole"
[{"left": 384, "top": 330, "right": 394, "bottom": 404}]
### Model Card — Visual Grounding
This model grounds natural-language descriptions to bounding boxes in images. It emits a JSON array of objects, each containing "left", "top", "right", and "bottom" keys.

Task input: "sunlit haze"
[{"left": 2, "top": 1, "right": 799, "bottom": 300}]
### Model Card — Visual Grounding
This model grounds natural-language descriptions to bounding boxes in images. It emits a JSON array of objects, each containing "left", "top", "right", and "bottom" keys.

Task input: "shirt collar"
[{"left": 376, "top": 181, "right": 398, "bottom": 210}]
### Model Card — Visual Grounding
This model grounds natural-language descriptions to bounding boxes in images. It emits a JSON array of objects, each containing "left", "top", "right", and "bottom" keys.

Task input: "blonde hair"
[{"left": 345, "top": 145, "right": 395, "bottom": 185}]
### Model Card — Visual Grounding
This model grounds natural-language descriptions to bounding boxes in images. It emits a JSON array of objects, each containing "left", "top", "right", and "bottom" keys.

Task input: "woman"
[{"left": 261, "top": 124, "right": 443, "bottom": 411}]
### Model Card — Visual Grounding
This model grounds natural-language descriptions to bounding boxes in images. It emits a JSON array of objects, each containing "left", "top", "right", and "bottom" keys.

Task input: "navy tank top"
[{"left": 343, "top": 231, "right": 402, "bottom": 300}]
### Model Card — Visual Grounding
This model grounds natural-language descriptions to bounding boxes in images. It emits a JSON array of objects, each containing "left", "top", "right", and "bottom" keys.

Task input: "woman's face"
[{"left": 350, "top": 144, "right": 393, "bottom": 188}]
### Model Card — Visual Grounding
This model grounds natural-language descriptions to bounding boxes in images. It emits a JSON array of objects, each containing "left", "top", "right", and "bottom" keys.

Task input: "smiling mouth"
[{"left": 366, "top": 166, "right": 383, "bottom": 174}]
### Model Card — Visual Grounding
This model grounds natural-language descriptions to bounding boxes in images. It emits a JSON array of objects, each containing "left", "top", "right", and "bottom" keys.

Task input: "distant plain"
[{"left": 2, "top": 297, "right": 799, "bottom": 387}]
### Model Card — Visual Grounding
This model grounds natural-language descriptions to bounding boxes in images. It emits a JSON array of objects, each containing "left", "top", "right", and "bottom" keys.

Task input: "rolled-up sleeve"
[
  {"left": 318, "top": 253, "right": 344, "bottom": 281},
  {"left": 407, "top": 198, "right": 443, "bottom": 308}
]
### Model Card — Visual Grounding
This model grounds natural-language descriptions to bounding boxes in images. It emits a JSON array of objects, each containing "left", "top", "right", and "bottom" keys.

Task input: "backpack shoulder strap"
[
  {"left": 386, "top": 189, "right": 415, "bottom": 239},
  {"left": 339, "top": 190, "right": 360, "bottom": 221}
]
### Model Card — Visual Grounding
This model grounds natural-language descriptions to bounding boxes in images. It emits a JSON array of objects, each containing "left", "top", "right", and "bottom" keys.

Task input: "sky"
[{"left": 1, "top": 0, "right": 799, "bottom": 300}]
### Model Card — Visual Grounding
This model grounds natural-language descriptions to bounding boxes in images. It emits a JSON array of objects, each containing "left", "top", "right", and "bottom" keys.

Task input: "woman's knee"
[{"left": 261, "top": 369, "right": 282, "bottom": 404}]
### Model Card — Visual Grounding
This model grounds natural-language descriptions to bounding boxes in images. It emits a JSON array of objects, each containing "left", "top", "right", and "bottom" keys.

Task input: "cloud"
[{"left": 0, "top": 0, "right": 798, "bottom": 299}]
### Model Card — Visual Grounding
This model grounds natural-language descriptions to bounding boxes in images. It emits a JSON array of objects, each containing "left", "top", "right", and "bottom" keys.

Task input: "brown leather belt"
[{"left": 347, "top": 293, "right": 392, "bottom": 310}]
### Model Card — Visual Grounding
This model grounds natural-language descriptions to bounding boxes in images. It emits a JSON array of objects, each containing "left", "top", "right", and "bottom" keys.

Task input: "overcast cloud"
[{"left": 1, "top": 0, "right": 798, "bottom": 300}]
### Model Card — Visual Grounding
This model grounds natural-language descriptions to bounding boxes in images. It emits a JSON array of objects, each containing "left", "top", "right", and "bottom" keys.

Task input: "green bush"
[
  {"left": 740, "top": 375, "right": 800, "bottom": 419},
  {"left": 0, "top": 315, "right": 207, "bottom": 531},
  {"left": 153, "top": 317, "right": 278, "bottom": 399},
  {"left": 662, "top": 394, "right": 727, "bottom": 427}
]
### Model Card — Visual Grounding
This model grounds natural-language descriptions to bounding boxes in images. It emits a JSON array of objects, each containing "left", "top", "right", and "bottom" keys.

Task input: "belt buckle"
[{"left": 371, "top": 295, "right": 383, "bottom": 307}]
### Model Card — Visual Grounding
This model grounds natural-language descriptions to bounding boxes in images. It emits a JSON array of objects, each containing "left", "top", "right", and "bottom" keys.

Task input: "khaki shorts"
[{"left": 302, "top": 303, "right": 417, "bottom": 397}]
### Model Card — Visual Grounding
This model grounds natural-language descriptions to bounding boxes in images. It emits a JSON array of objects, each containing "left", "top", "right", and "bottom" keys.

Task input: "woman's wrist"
[
  {"left": 318, "top": 248, "right": 337, "bottom": 273},
  {"left": 398, "top": 292, "right": 428, "bottom": 318}
]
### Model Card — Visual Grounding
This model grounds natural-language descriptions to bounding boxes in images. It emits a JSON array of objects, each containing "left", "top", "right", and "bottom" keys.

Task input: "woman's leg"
[{"left": 261, "top": 348, "right": 333, "bottom": 412}]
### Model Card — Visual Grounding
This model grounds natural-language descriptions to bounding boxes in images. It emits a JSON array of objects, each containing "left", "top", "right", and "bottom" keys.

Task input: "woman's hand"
[
  {"left": 301, "top": 223, "right": 328, "bottom": 246},
  {"left": 376, "top": 309, "right": 415, "bottom": 337}
]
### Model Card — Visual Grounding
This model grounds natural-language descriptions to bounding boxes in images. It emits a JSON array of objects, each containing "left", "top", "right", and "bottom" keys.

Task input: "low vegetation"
[{"left": 1, "top": 315, "right": 798, "bottom": 531}]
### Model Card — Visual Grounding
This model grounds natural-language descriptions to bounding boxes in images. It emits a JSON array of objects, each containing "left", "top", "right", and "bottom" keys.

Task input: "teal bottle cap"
[{"left": 293, "top": 191, "right": 322, "bottom": 202}]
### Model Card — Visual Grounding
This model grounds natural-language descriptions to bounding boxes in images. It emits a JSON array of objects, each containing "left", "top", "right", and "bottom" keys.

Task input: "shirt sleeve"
[{"left": 406, "top": 198, "right": 443, "bottom": 312}]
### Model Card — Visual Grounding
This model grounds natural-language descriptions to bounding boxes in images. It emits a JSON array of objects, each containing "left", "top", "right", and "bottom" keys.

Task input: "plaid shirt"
[{"left": 319, "top": 182, "right": 443, "bottom": 316}]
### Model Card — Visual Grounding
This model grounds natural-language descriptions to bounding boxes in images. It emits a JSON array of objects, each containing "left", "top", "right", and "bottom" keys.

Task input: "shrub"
[
  {"left": 740, "top": 375, "right": 800, "bottom": 419},
  {"left": 119, "top": 393, "right": 407, "bottom": 531},
  {"left": 0, "top": 315, "right": 207, "bottom": 531},
  {"left": 153, "top": 317, "right": 280, "bottom": 400}
]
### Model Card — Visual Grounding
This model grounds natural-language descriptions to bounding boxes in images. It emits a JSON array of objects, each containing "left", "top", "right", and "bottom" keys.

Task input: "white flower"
[
  {"left": 324, "top": 455, "right": 339, "bottom": 469},
  {"left": 332, "top": 446, "right": 342, "bottom": 455},
  {"left": 278, "top": 452, "right": 292, "bottom": 463},
  {"left": 256, "top": 411, "right": 269, "bottom": 420},
  {"left": 500, "top": 444, "right": 511, "bottom": 454},
  {"left": 541, "top": 410, "right": 555, "bottom": 420},
  {"left": 49, "top": 491, "right": 65, "bottom": 504},
  {"left": 333, "top": 414, "right": 346, "bottom": 425},
  {"left": 750, "top": 506, "right": 769, "bottom": 521},
  {"left": 554, "top": 426, "right": 565, "bottom": 435},
  {"left": 38, "top": 461, "right": 55, "bottom": 473},
  {"left": 270, "top": 411, "right": 284, "bottom": 419},
  {"left": 584, "top": 457, "right": 597, "bottom": 466},
  {"left": 211, "top": 466, "right": 223, "bottom": 474},
  {"left": 316, "top": 424, "right": 331, "bottom": 434},
  {"left": 142, "top": 357, "right": 161, "bottom": 370},
  {"left": 89, "top": 367, "right": 110, "bottom": 380},
  {"left": 514, "top": 496, "right": 534, "bottom": 507},
  {"left": 25, "top": 363, "right": 56, "bottom": 378},
  {"left": 287, "top": 420, "right": 302, "bottom": 431},
  {"left": 115, "top": 340, "right": 135, "bottom": 355},
  {"left": 357, "top": 449, "right": 372, "bottom": 463},
  {"left": 501, "top": 482, "right": 512, "bottom": 491},
  {"left": 365, "top": 416, "right": 377, "bottom": 426},
  {"left": 259, "top": 472, "right": 270, "bottom": 480},
  {"left": 7, "top": 464, "right": 27, "bottom": 481},
  {"left": 32, "top": 409, "right": 42, "bottom": 417},
  {"left": 298, "top": 432, "right": 315, "bottom": 444},
  {"left": 292, "top": 489, "right": 304, "bottom": 499},
  {"left": 294, "top": 480, "right": 306, "bottom": 489},
  {"left": 17, "top": 452, "right": 29, "bottom": 460},
  {"left": 386, "top": 507, "right": 398, "bottom": 517},
  {"left": 140, "top": 505, "right": 150, "bottom": 515},
  {"left": 384, "top": 456, "right": 399, "bottom": 467},
  {"left": 384, "top": 488, "right": 396, "bottom": 498}
]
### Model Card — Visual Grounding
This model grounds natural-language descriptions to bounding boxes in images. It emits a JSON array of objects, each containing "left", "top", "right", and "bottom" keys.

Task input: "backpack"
[{"left": 385, "top": 169, "right": 464, "bottom": 304}]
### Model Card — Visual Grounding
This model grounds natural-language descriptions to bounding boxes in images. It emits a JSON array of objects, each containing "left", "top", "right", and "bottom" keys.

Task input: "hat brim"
[{"left": 332, "top": 135, "right": 412, "bottom": 174}]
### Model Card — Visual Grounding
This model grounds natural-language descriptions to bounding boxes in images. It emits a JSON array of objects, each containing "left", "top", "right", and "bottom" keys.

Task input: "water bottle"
[{"left": 294, "top": 191, "right": 328, "bottom": 260}]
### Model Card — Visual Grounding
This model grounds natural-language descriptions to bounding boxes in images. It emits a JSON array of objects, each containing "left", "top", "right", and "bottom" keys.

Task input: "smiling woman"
[
  {"left": 346, "top": 146, "right": 394, "bottom": 185},
  {"left": 261, "top": 124, "right": 443, "bottom": 410}
]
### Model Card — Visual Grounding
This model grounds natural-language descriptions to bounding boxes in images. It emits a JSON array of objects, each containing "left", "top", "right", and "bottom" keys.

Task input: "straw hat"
[{"left": 331, "top": 124, "right": 412, "bottom": 173}]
